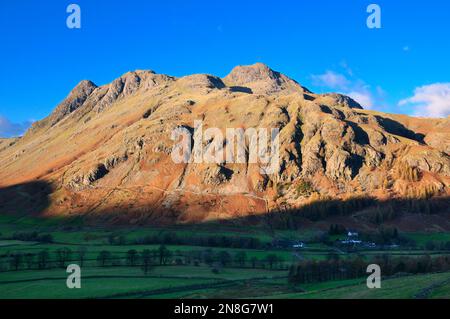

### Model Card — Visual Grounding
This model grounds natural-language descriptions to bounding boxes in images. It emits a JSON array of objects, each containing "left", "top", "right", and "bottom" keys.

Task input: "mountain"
[{"left": 0, "top": 63, "right": 449, "bottom": 227}]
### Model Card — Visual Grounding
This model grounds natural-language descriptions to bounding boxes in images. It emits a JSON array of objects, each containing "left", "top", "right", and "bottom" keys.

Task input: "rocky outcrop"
[
  {"left": 177, "top": 74, "right": 226, "bottom": 93},
  {"left": 28, "top": 80, "right": 97, "bottom": 133},
  {"left": 95, "top": 71, "right": 174, "bottom": 112},
  {"left": 223, "top": 62, "right": 310, "bottom": 95},
  {"left": 317, "top": 93, "right": 363, "bottom": 109}
]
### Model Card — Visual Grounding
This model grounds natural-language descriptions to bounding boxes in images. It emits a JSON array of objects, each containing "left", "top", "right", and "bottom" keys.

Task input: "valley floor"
[{"left": 0, "top": 215, "right": 449, "bottom": 299}]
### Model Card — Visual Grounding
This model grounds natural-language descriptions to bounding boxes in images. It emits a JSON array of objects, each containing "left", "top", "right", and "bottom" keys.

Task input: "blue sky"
[{"left": 1, "top": 0, "right": 449, "bottom": 137}]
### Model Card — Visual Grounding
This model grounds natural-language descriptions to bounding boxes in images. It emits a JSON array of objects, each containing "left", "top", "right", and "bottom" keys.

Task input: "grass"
[
  {"left": 0, "top": 214, "right": 449, "bottom": 299},
  {"left": 404, "top": 232, "right": 450, "bottom": 246},
  {"left": 0, "top": 265, "right": 286, "bottom": 299},
  {"left": 266, "top": 272, "right": 450, "bottom": 299},
  {"left": 429, "top": 282, "right": 450, "bottom": 299},
  {"left": 0, "top": 275, "right": 215, "bottom": 299}
]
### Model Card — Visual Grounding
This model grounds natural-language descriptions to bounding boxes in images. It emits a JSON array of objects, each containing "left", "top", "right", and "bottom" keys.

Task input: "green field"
[
  {"left": 268, "top": 272, "right": 450, "bottom": 299},
  {"left": 0, "top": 215, "right": 449, "bottom": 299}
]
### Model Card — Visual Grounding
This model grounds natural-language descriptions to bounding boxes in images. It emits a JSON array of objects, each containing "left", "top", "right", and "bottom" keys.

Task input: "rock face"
[
  {"left": 223, "top": 62, "right": 309, "bottom": 95},
  {"left": 0, "top": 63, "right": 449, "bottom": 224},
  {"left": 317, "top": 93, "right": 363, "bottom": 109}
]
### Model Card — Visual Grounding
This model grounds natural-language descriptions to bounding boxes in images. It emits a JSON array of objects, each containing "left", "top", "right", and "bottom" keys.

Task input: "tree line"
[
  {"left": 10, "top": 231, "right": 54, "bottom": 243},
  {"left": 263, "top": 196, "right": 449, "bottom": 230},
  {"left": 0, "top": 245, "right": 287, "bottom": 274},
  {"left": 108, "top": 232, "right": 266, "bottom": 250},
  {"left": 288, "top": 254, "right": 450, "bottom": 284}
]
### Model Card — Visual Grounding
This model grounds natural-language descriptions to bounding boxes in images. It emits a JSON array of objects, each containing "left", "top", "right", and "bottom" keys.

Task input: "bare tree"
[
  {"left": 77, "top": 247, "right": 88, "bottom": 267},
  {"left": 234, "top": 251, "right": 247, "bottom": 267},
  {"left": 158, "top": 245, "right": 172, "bottom": 265},
  {"left": 56, "top": 248, "right": 72, "bottom": 268},
  {"left": 251, "top": 257, "right": 258, "bottom": 268},
  {"left": 97, "top": 250, "right": 112, "bottom": 267},
  {"left": 141, "top": 249, "right": 153, "bottom": 275},
  {"left": 38, "top": 250, "right": 50, "bottom": 269},
  {"left": 265, "top": 254, "right": 278, "bottom": 269},
  {"left": 10, "top": 253, "right": 23, "bottom": 271},
  {"left": 218, "top": 251, "right": 232, "bottom": 267},
  {"left": 25, "top": 253, "right": 35, "bottom": 269},
  {"left": 126, "top": 249, "right": 139, "bottom": 266}
]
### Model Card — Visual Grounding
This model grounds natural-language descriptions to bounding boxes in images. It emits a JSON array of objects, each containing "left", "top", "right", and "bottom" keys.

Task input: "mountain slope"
[{"left": 0, "top": 63, "right": 449, "bottom": 225}]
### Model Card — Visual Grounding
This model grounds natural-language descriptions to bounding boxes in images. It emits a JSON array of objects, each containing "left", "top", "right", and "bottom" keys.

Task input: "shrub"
[
  {"left": 211, "top": 267, "right": 220, "bottom": 274},
  {"left": 296, "top": 179, "right": 314, "bottom": 197}
]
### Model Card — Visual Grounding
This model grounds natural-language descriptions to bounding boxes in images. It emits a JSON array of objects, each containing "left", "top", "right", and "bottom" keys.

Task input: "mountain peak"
[
  {"left": 27, "top": 80, "right": 97, "bottom": 133},
  {"left": 224, "top": 63, "right": 281, "bottom": 84},
  {"left": 51, "top": 79, "right": 97, "bottom": 121},
  {"left": 223, "top": 63, "right": 309, "bottom": 95},
  {"left": 74, "top": 79, "right": 97, "bottom": 91}
]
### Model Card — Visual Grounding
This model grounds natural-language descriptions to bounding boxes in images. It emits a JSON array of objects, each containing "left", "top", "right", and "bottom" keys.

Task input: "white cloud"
[
  {"left": 347, "top": 91, "right": 374, "bottom": 108},
  {"left": 0, "top": 116, "right": 32, "bottom": 138},
  {"left": 312, "top": 71, "right": 350, "bottom": 90},
  {"left": 311, "top": 69, "right": 383, "bottom": 109},
  {"left": 399, "top": 83, "right": 450, "bottom": 118}
]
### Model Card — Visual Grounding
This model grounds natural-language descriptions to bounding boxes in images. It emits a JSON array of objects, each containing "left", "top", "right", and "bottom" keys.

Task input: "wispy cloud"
[
  {"left": 312, "top": 71, "right": 350, "bottom": 90},
  {"left": 346, "top": 91, "right": 373, "bottom": 108},
  {"left": 0, "top": 115, "right": 33, "bottom": 138},
  {"left": 399, "top": 83, "right": 450, "bottom": 118},
  {"left": 310, "top": 68, "right": 384, "bottom": 110}
]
